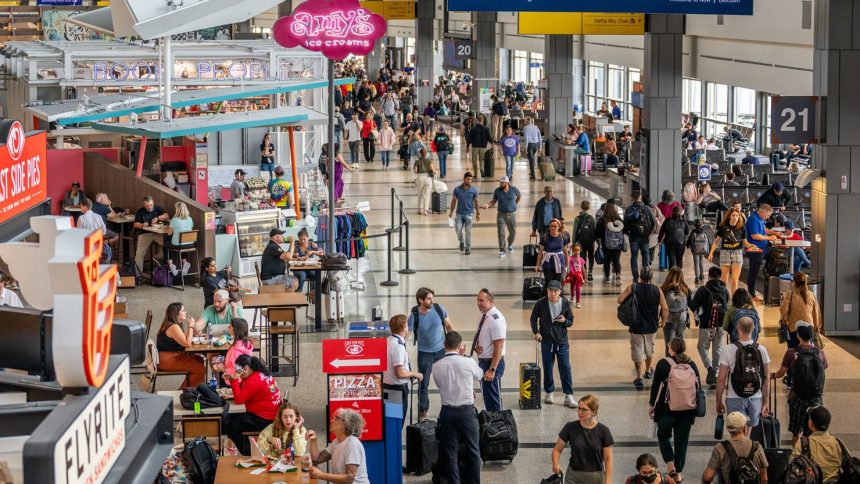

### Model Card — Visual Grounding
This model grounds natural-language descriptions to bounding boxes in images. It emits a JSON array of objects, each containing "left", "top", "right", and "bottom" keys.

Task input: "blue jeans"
[
  {"left": 437, "top": 151, "right": 448, "bottom": 179},
  {"left": 727, "top": 396, "right": 763, "bottom": 428},
  {"left": 386, "top": 114, "right": 397, "bottom": 128},
  {"left": 293, "top": 270, "right": 310, "bottom": 292},
  {"left": 380, "top": 150, "right": 391, "bottom": 167},
  {"left": 335, "top": 130, "right": 342, "bottom": 147},
  {"left": 260, "top": 162, "right": 275, "bottom": 179},
  {"left": 455, "top": 213, "right": 473, "bottom": 250},
  {"left": 478, "top": 357, "right": 505, "bottom": 411},
  {"left": 793, "top": 247, "right": 810, "bottom": 270},
  {"left": 504, "top": 155, "right": 514, "bottom": 179},
  {"left": 417, "top": 349, "right": 445, "bottom": 412},
  {"left": 526, "top": 142, "right": 539, "bottom": 177},
  {"left": 629, "top": 236, "right": 651, "bottom": 280},
  {"left": 541, "top": 342, "right": 573, "bottom": 395}
]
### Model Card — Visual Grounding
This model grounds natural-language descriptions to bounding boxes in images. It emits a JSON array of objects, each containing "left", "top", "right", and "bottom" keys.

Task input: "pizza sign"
[{"left": 0, "top": 120, "right": 47, "bottom": 225}]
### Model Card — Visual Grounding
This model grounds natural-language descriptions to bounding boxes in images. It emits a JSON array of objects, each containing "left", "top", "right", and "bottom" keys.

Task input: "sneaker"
[
  {"left": 459, "top": 242, "right": 465, "bottom": 252},
  {"left": 706, "top": 367, "right": 717, "bottom": 386},
  {"left": 167, "top": 260, "right": 179, "bottom": 276},
  {"left": 499, "top": 251, "right": 506, "bottom": 258},
  {"left": 614, "top": 276, "right": 622, "bottom": 287},
  {"left": 644, "top": 368, "right": 655, "bottom": 379},
  {"left": 465, "top": 249, "right": 471, "bottom": 255},
  {"left": 634, "top": 378, "right": 645, "bottom": 389},
  {"left": 603, "top": 275, "right": 610, "bottom": 284},
  {"left": 508, "top": 245, "right": 514, "bottom": 252},
  {"left": 587, "top": 272, "right": 593, "bottom": 282},
  {"left": 564, "top": 394, "right": 577, "bottom": 408},
  {"left": 544, "top": 393, "right": 554, "bottom": 404},
  {"left": 575, "top": 303, "right": 582, "bottom": 309}
]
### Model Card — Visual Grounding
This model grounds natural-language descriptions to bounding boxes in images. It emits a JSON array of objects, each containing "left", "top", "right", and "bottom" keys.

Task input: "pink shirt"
[{"left": 225, "top": 339, "right": 254, "bottom": 376}]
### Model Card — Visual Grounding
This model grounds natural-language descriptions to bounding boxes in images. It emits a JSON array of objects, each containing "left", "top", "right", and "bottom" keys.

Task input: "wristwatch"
[{"left": 489, "top": 367, "right": 496, "bottom": 372}]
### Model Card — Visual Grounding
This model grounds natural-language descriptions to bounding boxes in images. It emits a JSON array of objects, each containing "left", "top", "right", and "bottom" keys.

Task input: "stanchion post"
[
  {"left": 380, "top": 229, "right": 399, "bottom": 287},
  {"left": 394, "top": 200, "right": 405, "bottom": 251},
  {"left": 399, "top": 220, "right": 416, "bottom": 274},
  {"left": 390, "top": 187, "right": 395, "bottom": 231}
]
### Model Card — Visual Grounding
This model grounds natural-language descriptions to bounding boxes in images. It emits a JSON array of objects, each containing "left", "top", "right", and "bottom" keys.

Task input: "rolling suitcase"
[
  {"left": 658, "top": 243, "right": 670, "bottom": 271},
  {"left": 579, "top": 154, "right": 592, "bottom": 175},
  {"left": 405, "top": 381, "right": 437, "bottom": 476},
  {"left": 522, "top": 275, "right": 545, "bottom": 301},
  {"left": 324, "top": 290, "right": 345, "bottom": 323},
  {"left": 539, "top": 159, "right": 556, "bottom": 181},
  {"left": 432, "top": 192, "right": 448, "bottom": 214},
  {"left": 751, "top": 376, "right": 791, "bottom": 482},
  {"left": 478, "top": 409, "right": 518, "bottom": 462},
  {"left": 766, "top": 275, "right": 783, "bottom": 307},
  {"left": 523, "top": 235, "right": 540, "bottom": 270},
  {"left": 483, "top": 149, "right": 495, "bottom": 179},
  {"left": 519, "top": 343, "right": 541, "bottom": 410}
]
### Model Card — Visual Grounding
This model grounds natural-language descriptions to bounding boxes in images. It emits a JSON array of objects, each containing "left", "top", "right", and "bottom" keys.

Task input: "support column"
[
  {"left": 471, "top": 12, "right": 497, "bottom": 113},
  {"left": 810, "top": 0, "right": 860, "bottom": 334},
  {"left": 545, "top": 35, "right": 574, "bottom": 158},
  {"left": 572, "top": 35, "right": 586, "bottom": 110},
  {"left": 415, "top": 0, "right": 435, "bottom": 107},
  {"left": 642, "top": 15, "right": 683, "bottom": 199},
  {"left": 366, "top": 40, "right": 383, "bottom": 78}
]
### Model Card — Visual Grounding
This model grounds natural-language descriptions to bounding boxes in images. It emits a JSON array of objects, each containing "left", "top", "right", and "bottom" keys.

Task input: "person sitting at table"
[
  {"left": 200, "top": 257, "right": 241, "bottom": 308},
  {"left": 156, "top": 302, "right": 205, "bottom": 389},
  {"left": 0, "top": 271, "right": 23, "bottom": 308},
  {"left": 76, "top": 199, "right": 118, "bottom": 262},
  {"left": 223, "top": 355, "right": 282, "bottom": 456},
  {"left": 92, "top": 193, "right": 119, "bottom": 222},
  {"left": 604, "top": 133, "right": 619, "bottom": 167},
  {"left": 200, "top": 290, "right": 244, "bottom": 337},
  {"left": 212, "top": 318, "right": 254, "bottom": 380},
  {"left": 260, "top": 228, "right": 299, "bottom": 292},
  {"left": 258, "top": 402, "right": 308, "bottom": 460},
  {"left": 307, "top": 408, "right": 371, "bottom": 483},
  {"left": 291, "top": 228, "right": 324, "bottom": 293},
  {"left": 63, "top": 181, "right": 90, "bottom": 216},
  {"left": 165, "top": 202, "right": 195, "bottom": 277},
  {"left": 134, "top": 196, "right": 169, "bottom": 271}
]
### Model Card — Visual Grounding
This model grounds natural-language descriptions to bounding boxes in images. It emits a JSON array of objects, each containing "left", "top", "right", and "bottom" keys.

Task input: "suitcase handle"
[
  {"left": 530, "top": 234, "right": 538, "bottom": 243},
  {"left": 535, "top": 340, "right": 540, "bottom": 366}
]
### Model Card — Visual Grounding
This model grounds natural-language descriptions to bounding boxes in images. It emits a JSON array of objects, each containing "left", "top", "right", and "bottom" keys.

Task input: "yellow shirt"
[
  {"left": 257, "top": 424, "right": 307, "bottom": 460},
  {"left": 791, "top": 432, "right": 843, "bottom": 482}
]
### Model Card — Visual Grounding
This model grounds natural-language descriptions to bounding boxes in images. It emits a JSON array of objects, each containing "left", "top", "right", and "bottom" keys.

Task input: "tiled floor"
[{"left": 126, "top": 129, "right": 860, "bottom": 483}]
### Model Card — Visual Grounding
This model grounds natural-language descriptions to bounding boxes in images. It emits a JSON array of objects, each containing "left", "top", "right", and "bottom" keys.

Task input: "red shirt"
[
  {"left": 231, "top": 371, "right": 281, "bottom": 420},
  {"left": 361, "top": 119, "right": 377, "bottom": 139}
]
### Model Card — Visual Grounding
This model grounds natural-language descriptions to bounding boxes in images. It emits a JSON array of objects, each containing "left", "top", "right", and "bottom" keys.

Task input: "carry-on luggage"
[
  {"left": 539, "top": 158, "right": 556, "bottom": 181},
  {"left": 405, "top": 381, "right": 437, "bottom": 475},
  {"left": 519, "top": 343, "right": 541, "bottom": 410},
  {"left": 766, "top": 275, "right": 783, "bottom": 307},
  {"left": 431, "top": 192, "right": 448, "bottom": 214},
  {"left": 523, "top": 275, "right": 545, "bottom": 301},
  {"left": 483, "top": 149, "right": 495, "bottom": 179},
  {"left": 658, "top": 243, "right": 670, "bottom": 271},
  {"left": 478, "top": 409, "right": 518, "bottom": 462},
  {"left": 751, "top": 376, "right": 791, "bottom": 482},
  {"left": 523, "top": 235, "right": 540, "bottom": 270},
  {"left": 579, "top": 154, "right": 592, "bottom": 175},
  {"left": 324, "top": 289, "right": 345, "bottom": 324}
]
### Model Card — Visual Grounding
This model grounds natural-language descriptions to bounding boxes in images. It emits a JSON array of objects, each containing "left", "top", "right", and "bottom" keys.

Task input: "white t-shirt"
[
  {"left": 383, "top": 335, "right": 410, "bottom": 386},
  {"left": 345, "top": 121, "right": 363, "bottom": 142},
  {"left": 0, "top": 288, "right": 23, "bottom": 308},
  {"left": 719, "top": 339, "right": 771, "bottom": 399},
  {"left": 476, "top": 307, "right": 507, "bottom": 359},
  {"left": 325, "top": 435, "right": 370, "bottom": 484}
]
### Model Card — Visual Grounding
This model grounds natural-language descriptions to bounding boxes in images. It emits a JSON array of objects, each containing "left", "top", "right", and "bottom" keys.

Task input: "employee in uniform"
[
  {"left": 382, "top": 314, "right": 422, "bottom": 425},
  {"left": 260, "top": 228, "right": 299, "bottom": 292},
  {"left": 471, "top": 288, "right": 507, "bottom": 412},
  {"left": 433, "top": 331, "right": 483, "bottom": 484}
]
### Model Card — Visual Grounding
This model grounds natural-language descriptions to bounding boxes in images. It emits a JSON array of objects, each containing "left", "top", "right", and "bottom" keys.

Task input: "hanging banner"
[
  {"left": 519, "top": 12, "right": 644, "bottom": 35},
  {"left": 449, "top": 0, "right": 753, "bottom": 15},
  {"left": 479, "top": 87, "right": 494, "bottom": 114}
]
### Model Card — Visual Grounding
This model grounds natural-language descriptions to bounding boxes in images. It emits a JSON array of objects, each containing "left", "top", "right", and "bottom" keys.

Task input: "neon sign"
[{"left": 273, "top": 0, "right": 387, "bottom": 60}]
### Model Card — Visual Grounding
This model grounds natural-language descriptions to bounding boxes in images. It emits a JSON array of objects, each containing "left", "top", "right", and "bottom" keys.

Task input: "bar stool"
[
  {"left": 253, "top": 285, "right": 285, "bottom": 329},
  {"left": 165, "top": 230, "right": 200, "bottom": 290},
  {"left": 266, "top": 307, "right": 299, "bottom": 386}
]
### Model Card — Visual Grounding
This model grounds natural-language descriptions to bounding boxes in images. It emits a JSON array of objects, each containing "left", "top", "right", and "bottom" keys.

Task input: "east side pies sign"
[{"left": 0, "top": 120, "right": 47, "bottom": 225}]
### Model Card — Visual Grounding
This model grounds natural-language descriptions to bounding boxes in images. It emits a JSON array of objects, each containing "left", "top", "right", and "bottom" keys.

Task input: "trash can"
[{"left": 807, "top": 277, "right": 822, "bottom": 304}]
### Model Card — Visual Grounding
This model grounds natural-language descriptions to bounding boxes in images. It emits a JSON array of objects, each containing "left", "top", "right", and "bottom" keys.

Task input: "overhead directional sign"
[
  {"left": 322, "top": 338, "right": 387, "bottom": 374},
  {"left": 449, "top": 0, "right": 753, "bottom": 15},
  {"left": 519, "top": 12, "right": 644, "bottom": 35},
  {"left": 771, "top": 96, "right": 820, "bottom": 144},
  {"left": 360, "top": 0, "right": 416, "bottom": 20}
]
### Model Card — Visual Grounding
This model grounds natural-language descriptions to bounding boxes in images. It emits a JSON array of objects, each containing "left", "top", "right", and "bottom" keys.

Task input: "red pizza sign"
[
  {"left": 322, "top": 338, "right": 387, "bottom": 374},
  {"left": 328, "top": 373, "right": 383, "bottom": 441},
  {"left": 0, "top": 122, "right": 47, "bottom": 225}
]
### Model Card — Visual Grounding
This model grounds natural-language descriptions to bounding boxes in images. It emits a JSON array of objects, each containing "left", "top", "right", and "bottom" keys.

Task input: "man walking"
[
  {"left": 490, "top": 95, "right": 508, "bottom": 142},
  {"left": 448, "top": 172, "right": 480, "bottom": 255},
  {"left": 617, "top": 269, "right": 667, "bottom": 389},
  {"left": 433, "top": 331, "right": 483, "bottom": 484},
  {"left": 383, "top": 314, "right": 423, "bottom": 424},
  {"left": 530, "top": 280, "right": 575, "bottom": 407},
  {"left": 482, "top": 176, "right": 521, "bottom": 258},
  {"left": 407, "top": 287, "right": 454, "bottom": 421},
  {"left": 716, "top": 317, "right": 771, "bottom": 430},
  {"left": 702, "top": 412, "right": 769, "bottom": 483},
  {"left": 465, "top": 114, "right": 492, "bottom": 180},
  {"left": 522, "top": 116, "right": 542, "bottom": 180},
  {"left": 471, "top": 289, "right": 507, "bottom": 412},
  {"left": 531, "top": 186, "right": 563, "bottom": 241},
  {"left": 623, "top": 190, "right": 656, "bottom": 281},
  {"left": 689, "top": 266, "right": 730, "bottom": 388}
]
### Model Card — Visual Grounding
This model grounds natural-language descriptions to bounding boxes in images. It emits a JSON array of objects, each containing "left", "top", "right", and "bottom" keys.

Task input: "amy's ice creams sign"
[{"left": 0, "top": 120, "right": 46, "bottom": 224}]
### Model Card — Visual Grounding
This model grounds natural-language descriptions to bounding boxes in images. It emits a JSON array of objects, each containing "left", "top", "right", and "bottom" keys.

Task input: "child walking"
[
  {"left": 686, "top": 219, "right": 710, "bottom": 284},
  {"left": 565, "top": 243, "right": 587, "bottom": 308}
]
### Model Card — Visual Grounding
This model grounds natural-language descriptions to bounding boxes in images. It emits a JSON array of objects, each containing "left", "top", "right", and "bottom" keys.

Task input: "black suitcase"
[
  {"left": 751, "top": 376, "right": 791, "bottom": 482},
  {"left": 522, "top": 275, "right": 545, "bottom": 301},
  {"left": 483, "top": 148, "right": 494, "bottom": 179},
  {"left": 405, "top": 382, "right": 437, "bottom": 475},
  {"left": 519, "top": 343, "right": 541, "bottom": 410},
  {"left": 432, "top": 192, "right": 448, "bottom": 214},
  {"left": 478, "top": 409, "right": 518, "bottom": 462},
  {"left": 523, "top": 235, "right": 539, "bottom": 270}
]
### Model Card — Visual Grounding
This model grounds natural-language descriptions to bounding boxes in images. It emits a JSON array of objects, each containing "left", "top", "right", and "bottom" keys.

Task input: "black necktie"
[{"left": 470, "top": 313, "right": 487, "bottom": 356}]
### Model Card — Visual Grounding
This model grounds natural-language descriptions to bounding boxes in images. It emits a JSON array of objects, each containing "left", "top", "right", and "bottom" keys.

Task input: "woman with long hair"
[
  {"left": 332, "top": 142, "right": 355, "bottom": 203},
  {"left": 658, "top": 206, "right": 689, "bottom": 269},
  {"left": 223, "top": 355, "right": 282, "bottom": 455},
  {"left": 596, "top": 201, "right": 624, "bottom": 286},
  {"left": 155, "top": 302, "right": 205, "bottom": 389},
  {"left": 258, "top": 402, "right": 308, "bottom": 460},
  {"left": 708, "top": 208, "right": 753, "bottom": 295},
  {"left": 779, "top": 272, "right": 821, "bottom": 348},
  {"left": 167, "top": 201, "right": 194, "bottom": 248},
  {"left": 649, "top": 338, "right": 699, "bottom": 484},
  {"left": 659, "top": 267, "right": 692, "bottom": 350},
  {"left": 360, "top": 112, "right": 377, "bottom": 163}
]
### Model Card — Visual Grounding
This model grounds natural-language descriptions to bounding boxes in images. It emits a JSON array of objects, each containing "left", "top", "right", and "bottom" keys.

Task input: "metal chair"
[
  {"left": 165, "top": 230, "right": 200, "bottom": 291},
  {"left": 143, "top": 342, "right": 189, "bottom": 393}
]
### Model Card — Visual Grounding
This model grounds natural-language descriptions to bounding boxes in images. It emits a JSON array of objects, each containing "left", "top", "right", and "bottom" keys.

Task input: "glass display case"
[{"left": 220, "top": 208, "right": 281, "bottom": 277}]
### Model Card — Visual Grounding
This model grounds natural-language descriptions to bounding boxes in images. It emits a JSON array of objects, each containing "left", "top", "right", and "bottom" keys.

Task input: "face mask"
[{"left": 640, "top": 472, "right": 658, "bottom": 484}]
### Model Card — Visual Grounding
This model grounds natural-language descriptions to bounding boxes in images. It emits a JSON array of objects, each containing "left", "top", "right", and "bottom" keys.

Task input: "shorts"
[
  {"left": 262, "top": 274, "right": 298, "bottom": 290},
  {"left": 788, "top": 395, "right": 822, "bottom": 435},
  {"left": 726, "top": 396, "right": 763, "bottom": 428},
  {"left": 629, "top": 332, "right": 656, "bottom": 363},
  {"left": 720, "top": 248, "right": 744, "bottom": 266}
]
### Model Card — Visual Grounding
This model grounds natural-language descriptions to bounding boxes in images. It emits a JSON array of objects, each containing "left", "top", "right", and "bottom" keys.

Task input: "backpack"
[
  {"left": 730, "top": 342, "right": 764, "bottom": 398},
  {"left": 663, "top": 357, "right": 698, "bottom": 411},
  {"left": 617, "top": 283, "right": 639, "bottom": 327},
  {"left": 691, "top": 231, "right": 710, "bottom": 255},
  {"left": 182, "top": 437, "right": 219, "bottom": 484},
  {"left": 722, "top": 440, "right": 760, "bottom": 484},
  {"left": 151, "top": 262, "right": 172, "bottom": 287},
  {"left": 682, "top": 182, "right": 699, "bottom": 203},
  {"left": 728, "top": 308, "right": 761, "bottom": 342},
  {"left": 180, "top": 384, "right": 226, "bottom": 410},
  {"left": 574, "top": 213, "right": 597, "bottom": 244},
  {"left": 626, "top": 205, "right": 652, "bottom": 238},
  {"left": 838, "top": 438, "right": 860, "bottom": 484},
  {"left": 120, "top": 259, "right": 142, "bottom": 286},
  {"left": 780, "top": 437, "right": 823, "bottom": 484},
  {"left": 764, "top": 247, "right": 789, "bottom": 277},
  {"left": 664, "top": 219, "right": 686, "bottom": 246},
  {"left": 699, "top": 285, "right": 727, "bottom": 329},
  {"left": 604, "top": 225, "right": 625, "bottom": 250},
  {"left": 410, "top": 303, "right": 447, "bottom": 345},
  {"left": 791, "top": 347, "right": 825, "bottom": 400},
  {"left": 666, "top": 289, "right": 689, "bottom": 324}
]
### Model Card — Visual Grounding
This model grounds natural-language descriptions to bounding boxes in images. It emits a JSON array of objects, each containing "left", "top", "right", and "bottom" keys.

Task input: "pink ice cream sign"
[{"left": 273, "top": 0, "right": 387, "bottom": 61}]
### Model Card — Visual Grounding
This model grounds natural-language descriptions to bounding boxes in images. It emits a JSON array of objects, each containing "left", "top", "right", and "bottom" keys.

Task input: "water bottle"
[
  {"left": 208, "top": 375, "right": 218, "bottom": 391},
  {"left": 714, "top": 414, "right": 725, "bottom": 440}
]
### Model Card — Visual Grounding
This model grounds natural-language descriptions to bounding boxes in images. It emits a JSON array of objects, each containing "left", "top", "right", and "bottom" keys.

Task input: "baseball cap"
[
  {"left": 795, "top": 320, "right": 813, "bottom": 329},
  {"left": 274, "top": 166, "right": 285, "bottom": 176},
  {"left": 773, "top": 182, "right": 785, "bottom": 191},
  {"left": 269, "top": 228, "right": 286, "bottom": 237},
  {"left": 498, "top": 176, "right": 510, "bottom": 184},
  {"left": 547, "top": 280, "right": 562, "bottom": 291},
  {"left": 725, "top": 412, "right": 749, "bottom": 432},
  {"left": 234, "top": 169, "right": 247, "bottom": 176}
]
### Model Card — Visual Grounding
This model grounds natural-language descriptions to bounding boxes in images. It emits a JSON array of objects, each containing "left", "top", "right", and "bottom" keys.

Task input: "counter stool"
[
  {"left": 266, "top": 307, "right": 299, "bottom": 386},
  {"left": 165, "top": 230, "right": 199, "bottom": 290},
  {"left": 253, "top": 284, "right": 285, "bottom": 330}
]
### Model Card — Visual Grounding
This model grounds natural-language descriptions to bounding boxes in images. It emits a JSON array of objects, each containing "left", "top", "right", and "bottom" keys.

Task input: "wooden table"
[
  {"left": 142, "top": 224, "right": 170, "bottom": 234},
  {"left": 215, "top": 456, "right": 316, "bottom": 483},
  {"left": 63, "top": 205, "right": 82, "bottom": 212},
  {"left": 186, "top": 336, "right": 262, "bottom": 380},
  {"left": 242, "top": 292, "right": 309, "bottom": 309},
  {"left": 108, "top": 214, "right": 136, "bottom": 264},
  {"left": 158, "top": 390, "right": 247, "bottom": 421},
  {"left": 288, "top": 262, "right": 324, "bottom": 332}
]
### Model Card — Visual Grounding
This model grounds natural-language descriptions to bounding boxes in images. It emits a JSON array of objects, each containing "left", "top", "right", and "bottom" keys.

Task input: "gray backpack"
[
  {"left": 691, "top": 231, "right": 709, "bottom": 255},
  {"left": 666, "top": 289, "right": 688, "bottom": 323}
]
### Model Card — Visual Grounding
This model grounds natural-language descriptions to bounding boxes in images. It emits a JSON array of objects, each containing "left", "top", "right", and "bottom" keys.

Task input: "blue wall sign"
[
  {"left": 698, "top": 164, "right": 712, "bottom": 182},
  {"left": 37, "top": 0, "right": 83, "bottom": 5},
  {"left": 448, "top": 0, "right": 753, "bottom": 15}
]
